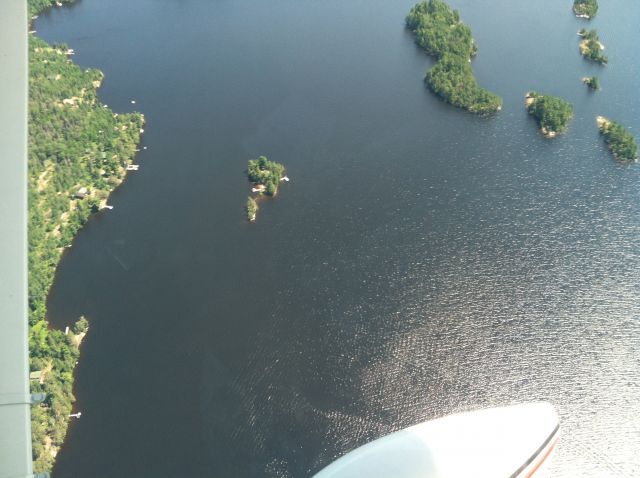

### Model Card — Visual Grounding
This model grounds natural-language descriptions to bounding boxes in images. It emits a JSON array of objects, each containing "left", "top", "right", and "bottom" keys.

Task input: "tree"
[
  {"left": 266, "top": 180, "right": 277, "bottom": 196},
  {"left": 72, "top": 316, "right": 89, "bottom": 335}
]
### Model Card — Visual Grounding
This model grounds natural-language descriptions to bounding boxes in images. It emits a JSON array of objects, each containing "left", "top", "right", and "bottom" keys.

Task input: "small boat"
[
  {"left": 104, "top": 205, "right": 113, "bottom": 210},
  {"left": 314, "top": 402, "right": 559, "bottom": 478},
  {"left": 281, "top": 175, "right": 290, "bottom": 182}
]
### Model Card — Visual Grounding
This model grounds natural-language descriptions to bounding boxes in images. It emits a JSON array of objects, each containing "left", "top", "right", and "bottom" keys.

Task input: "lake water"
[{"left": 36, "top": 0, "right": 640, "bottom": 476}]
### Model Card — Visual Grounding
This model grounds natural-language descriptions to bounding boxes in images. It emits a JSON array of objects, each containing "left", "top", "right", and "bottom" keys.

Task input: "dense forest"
[
  {"left": 573, "top": 0, "right": 598, "bottom": 19},
  {"left": 405, "top": 0, "right": 502, "bottom": 114},
  {"left": 526, "top": 92, "right": 573, "bottom": 136},
  {"left": 578, "top": 29, "right": 608, "bottom": 64},
  {"left": 597, "top": 117, "right": 638, "bottom": 162},
  {"left": 27, "top": 0, "right": 144, "bottom": 473}
]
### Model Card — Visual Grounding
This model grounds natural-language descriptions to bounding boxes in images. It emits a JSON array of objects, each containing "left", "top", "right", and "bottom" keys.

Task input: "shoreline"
[{"left": 27, "top": 0, "right": 145, "bottom": 473}]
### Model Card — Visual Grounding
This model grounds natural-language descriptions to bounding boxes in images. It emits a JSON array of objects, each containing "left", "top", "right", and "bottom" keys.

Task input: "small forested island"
[
  {"left": 246, "top": 156, "right": 287, "bottom": 221},
  {"left": 248, "top": 156, "right": 285, "bottom": 196},
  {"left": 246, "top": 197, "right": 259, "bottom": 221},
  {"left": 582, "top": 76, "right": 600, "bottom": 90},
  {"left": 573, "top": 0, "right": 598, "bottom": 19},
  {"left": 27, "top": 0, "right": 144, "bottom": 473},
  {"left": 405, "top": 0, "right": 502, "bottom": 114},
  {"left": 525, "top": 92, "right": 573, "bottom": 137},
  {"left": 578, "top": 29, "right": 607, "bottom": 64},
  {"left": 597, "top": 117, "right": 638, "bottom": 163}
]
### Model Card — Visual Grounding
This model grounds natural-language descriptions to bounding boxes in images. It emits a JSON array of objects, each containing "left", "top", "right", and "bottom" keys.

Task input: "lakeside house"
[
  {"left": 29, "top": 370, "right": 45, "bottom": 384},
  {"left": 74, "top": 187, "right": 88, "bottom": 199}
]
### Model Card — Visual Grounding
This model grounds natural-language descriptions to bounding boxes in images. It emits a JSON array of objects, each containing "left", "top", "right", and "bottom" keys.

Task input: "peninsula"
[
  {"left": 406, "top": 0, "right": 502, "bottom": 114},
  {"left": 28, "top": 0, "right": 144, "bottom": 473},
  {"left": 525, "top": 92, "right": 573, "bottom": 137},
  {"left": 578, "top": 29, "right": 607, "bottom": 64},
  {"left": 246, "top": 156, "right": 287, "bottom": 221},
  {"left": 573, "top": 0, "right": 598, "bottom": 19},
  {"left": 597, "top": 117, "right": 638, "bottom": 163}
]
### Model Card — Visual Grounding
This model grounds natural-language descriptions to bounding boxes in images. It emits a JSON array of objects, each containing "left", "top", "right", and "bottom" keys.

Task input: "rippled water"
[{"left": 37, "top": 0, "right": 639, "bottom": 476}]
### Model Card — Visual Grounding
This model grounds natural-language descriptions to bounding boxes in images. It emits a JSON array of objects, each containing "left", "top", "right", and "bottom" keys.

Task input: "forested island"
[
  {"left": 246, "top": 156, "right": 287, "bottom": 221},
  {"left": 27, "top": 0, "right": 144, "bottom": 472},
  {"left": 582, "top": 76, "right": 600, "bottom": 90},
  {"left": 573, "top": 0, "right": 598, "bottom": 19},
  {"left": 578, "top": 29, "right": 607, "bottom": 64},
  {"left": 597, "top": 117, "right": 638, "bottom": 163},
  {"left": 405, "top": 0, "right": 502, "bottom": 114},
  {"left": 525, "top": 92, "right": 573, "bottom": 137},
  {"left": 246, "top": 197, "right": 259, "bottom": 222}
]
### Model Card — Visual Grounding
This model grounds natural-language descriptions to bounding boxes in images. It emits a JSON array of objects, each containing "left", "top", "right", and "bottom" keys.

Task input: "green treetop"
[{"left": 72, "top": 317, "right": 89, "bottom": 335}]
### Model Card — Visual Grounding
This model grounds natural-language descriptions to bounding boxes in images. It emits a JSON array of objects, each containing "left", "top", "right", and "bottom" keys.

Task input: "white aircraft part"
[{"left": 314, "top": 402, "right": 559, "bottom": 478}]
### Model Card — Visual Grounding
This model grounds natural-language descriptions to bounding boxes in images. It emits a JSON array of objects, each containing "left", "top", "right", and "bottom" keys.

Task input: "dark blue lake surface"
[{"left": 37, "top": 0, "right": 639, "bottom": 476}]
